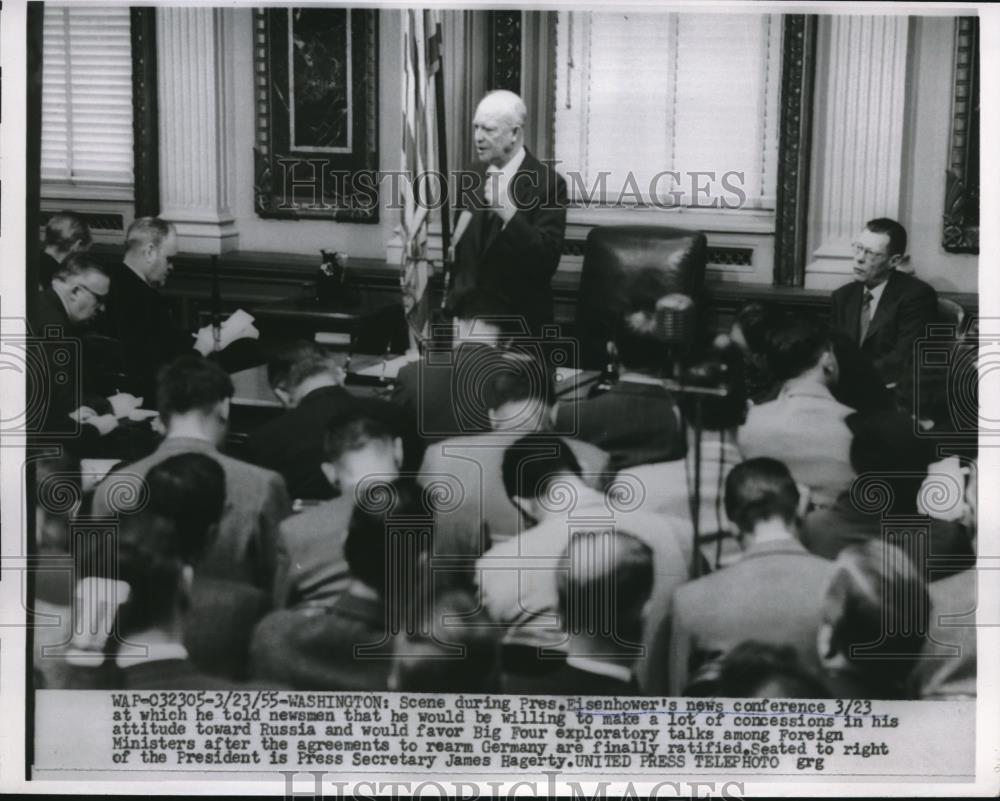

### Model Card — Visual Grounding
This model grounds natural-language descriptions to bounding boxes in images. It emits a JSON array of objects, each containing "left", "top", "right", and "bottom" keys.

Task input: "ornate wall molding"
[
  {"left": 488, "top": 11, "right": 522, "bottom": 93},
  {"left": 773, "top": 15, "right": 816, "bottom": 287},
  {"left": 131, "top": 8, "right": 160, "bottom": 218},
  {"left": 943, "top": 17, "right": 979, "bottom": 254}
]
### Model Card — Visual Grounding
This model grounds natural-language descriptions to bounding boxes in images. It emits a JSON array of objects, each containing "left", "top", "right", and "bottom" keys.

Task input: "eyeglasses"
[
  {"left": 850, "top": 242, "right": 889, "bottom": 261},
  {"left": 73, "top": 284, "right": 108, "bottom": 306}
]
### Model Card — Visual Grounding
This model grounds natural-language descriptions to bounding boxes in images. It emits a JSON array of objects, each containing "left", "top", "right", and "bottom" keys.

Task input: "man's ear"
[
  {"left": 888, "top": 252, "right": 905, "bottom": 270},
  {"left": 218, "top": 398, "right": 231, "bottom": 425},
  {"left": 795, "top": 482, "right": 812, "bottom": 518},
  {"left": 392, "top": 437, "right": 404, "bottom": 468},
  {"left": 320, "top": 461, "right": 340, "bottom": 492}
]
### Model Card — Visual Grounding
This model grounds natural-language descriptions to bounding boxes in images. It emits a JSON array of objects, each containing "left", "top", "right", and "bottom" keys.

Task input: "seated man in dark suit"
[
  {"left": 243, "top": 343, "right": 354, "bottom": 500},
  {"left": 830, "top": 218, "right": 937, "bottom": 408},
  {"left": 393, "top": 288, "right": 516, "bottom": 448},
  {"left": 110, "top": 511, "right": 241, "bottom": 690},
  {"left": 95, "top": 217, "right": 258, "bottom": 400},
  {"left": 502, "top": 530, "right": 654, "bottom": 696},
  {"left": 251, "top": 478, "right": 433, "bottom": 690},
  {"left": 91, "top": 356, "right": 290, "bottom": 593},
  {"left": 29, "top": 253, "right": 134, "bottom": 440},
  {"left": 38, "top": 210, "right": 92, "bottom": 289},
  {"left": 802, "top": 411, "right": 973, "bottom": 567},
  {"left": 272, "top": 407, "right": 404, "bottom": 609},
  {"left": 653, "top": 458, "right": 835, "bottom": 696},
  {"left": 554, "top": 304, "right": 686, "bottom": 468}
]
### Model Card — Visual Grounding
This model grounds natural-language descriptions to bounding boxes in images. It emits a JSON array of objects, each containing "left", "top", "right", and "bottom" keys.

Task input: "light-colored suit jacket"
[
  {"left": 417, "top": 433, "right": 609, "bottom": 557},
  {"left": 738, "top": 377, "right": 856, "bottom": 508},
  {"left": 91, "top": 436, "right": 290, "bottom": 591}
]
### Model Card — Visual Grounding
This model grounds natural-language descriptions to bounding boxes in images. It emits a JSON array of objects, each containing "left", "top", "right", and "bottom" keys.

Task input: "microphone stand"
[{"left": 659, "top": 377, "right": 728, "bottom": 580}]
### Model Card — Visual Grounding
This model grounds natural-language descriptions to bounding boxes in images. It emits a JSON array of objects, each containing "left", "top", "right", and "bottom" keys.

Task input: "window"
[
  {"left": 554, "top": 12, "right": 782, "bottom": 210},
  {"left": 41, "top": 5, "right": 134, "bottom": 199}
]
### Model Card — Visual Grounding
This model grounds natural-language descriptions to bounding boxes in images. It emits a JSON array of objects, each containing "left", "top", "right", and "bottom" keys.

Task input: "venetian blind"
[
  {"left": 41, "top": 6, "right": 134, "bottom": 189},
  {"left": 554, "top": 12, "right": 781, "bottom": 210}
]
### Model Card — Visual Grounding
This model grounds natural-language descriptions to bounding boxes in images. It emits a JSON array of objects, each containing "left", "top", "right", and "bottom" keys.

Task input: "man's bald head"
[{"left": 473, "top": 90, "right": 527, "bottom": 168}]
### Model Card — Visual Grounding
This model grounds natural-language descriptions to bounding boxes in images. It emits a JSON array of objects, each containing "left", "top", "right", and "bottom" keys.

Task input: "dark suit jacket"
[
  {"left": 392, "top": 342, "right": 504, "bottom": 447},
  {"left": 652, "top": 538, "right": 836, "bottom": 696},
  {"left": 250, "top": 592, "right": 392, "bottom": 690},
  {"left": 243, "top": 385, "right": 356, "bottom": 501},
  {"left": 802, "top": 491, "right": 975, "bottom": 572},
  {"left": 39, "top": 251, "right": 62, "bottom": 289},
  {"left": 184, "top": 577, "right": 271, "bottom": 680},
  {"left": 501, "top": 650, "right": 639, "bottom": 696},
  {"left": 554, "top": 380, "right": 686, "bottom": 468},
  {"left": 830, "top": 270, "right": 937, "bottom": 401},
  {"left": 94, "top": 261, "right": 196, "bottom": 399},
  {"left": 451, "top": 150, "right": 567, "bottom": 333},
  {"left": 91, "top": 436, "right": 291, "bottom": 592},
  {"left": 29, "top": 288, "right": 113, "bottom": 434}
]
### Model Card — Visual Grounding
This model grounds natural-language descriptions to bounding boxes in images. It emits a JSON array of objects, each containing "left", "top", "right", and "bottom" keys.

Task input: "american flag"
[{"left": 400, "top": 9, "right": 446, "bottom": 352}]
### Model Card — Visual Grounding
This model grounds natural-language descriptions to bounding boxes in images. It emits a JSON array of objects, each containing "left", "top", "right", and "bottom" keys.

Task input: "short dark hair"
[
  {"left": 146, "top": 453, "right": 226, "bottom": 564},
  {"left": 733, "top": 302, "right": 782, "bottom": 355},
  {"left": 724, "top": 457, "right": 800, "bottom": 533},
  {"left": 344, "top": 478, "right": 433, "bottom": 595},
  {"left": 324, "top": 407, "right": 398, "bottom": 462},
  {"left": 501, "top": 433, "right": 583, "bottom": 501},
  {"left": 125, "top": 216, "right": 174, "bottom": 252},
  {"left": 558, "top": 530, "right": 653, "bottom": 647},
  {"left": 865, "top": 217, "right": 907, "bottom": 257},
  {"left": 52, "top": 253, "right": 108, "bottom": 283},
  {"left": 115, "top": 511, "right": 187, "bottom": 636},
  {"left": 823, "top": 540, "right": 929, "bottom": 697},
  {"left": 156, "top": 355, "right": 234, "bottom": 420},
  {"left": 482, "top": 351, "right": 555, "bottom": 411},
  {"left": 765, "top": 314, "right": 831, "bottom": 381},
  {"left": 391, "top": 589, "right": 500, "bottom": 693},
  {"left": 44, "top": 211, "right": 92, "bottom": 253}
]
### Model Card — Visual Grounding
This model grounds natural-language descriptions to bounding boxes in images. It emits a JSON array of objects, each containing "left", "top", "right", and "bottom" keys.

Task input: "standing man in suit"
[
  {"left": 450, "top": 91, "right": 567, "bottom": 335},
  {"left": 830, "top": 218, "right": 937, "bottom": 408}
]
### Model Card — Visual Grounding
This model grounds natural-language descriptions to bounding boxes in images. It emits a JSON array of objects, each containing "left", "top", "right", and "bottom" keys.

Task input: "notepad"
[{"left": 353, "top": 354, "right": 416, "bottom": 380}]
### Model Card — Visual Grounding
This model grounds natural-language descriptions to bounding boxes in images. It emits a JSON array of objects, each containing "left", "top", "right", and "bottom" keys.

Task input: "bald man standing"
[{"left": 450, "top": 90, "right": 567, "bottom": 335}]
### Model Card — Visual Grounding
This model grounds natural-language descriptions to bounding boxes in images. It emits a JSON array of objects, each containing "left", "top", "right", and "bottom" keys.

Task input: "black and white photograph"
[{"left": 0, "top": 0, "right": 996, "bottom": 795}]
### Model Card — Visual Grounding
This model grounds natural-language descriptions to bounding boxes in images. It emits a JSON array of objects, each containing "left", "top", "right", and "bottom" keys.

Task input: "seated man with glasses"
[
  {"left": 830, "top": 218, "right": 937, "bottom": 409},
  {"left": 29, "top": 253, "right": 141, "bottom": 439}
]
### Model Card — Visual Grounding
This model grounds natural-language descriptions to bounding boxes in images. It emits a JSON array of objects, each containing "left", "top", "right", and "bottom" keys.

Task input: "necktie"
[{"left": 859, "top": 289, "right": 874, "bottom": 342}]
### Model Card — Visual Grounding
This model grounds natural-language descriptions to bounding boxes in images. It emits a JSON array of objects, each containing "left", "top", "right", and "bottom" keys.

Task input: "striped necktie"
[{"left": 859, "top": 289, "right": 874, "bottom": 341}]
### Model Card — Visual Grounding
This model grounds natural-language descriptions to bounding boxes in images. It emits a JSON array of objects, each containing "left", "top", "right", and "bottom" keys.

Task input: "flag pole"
[{"left": 431, "top": 12, "right": 452, "bottom": 313}]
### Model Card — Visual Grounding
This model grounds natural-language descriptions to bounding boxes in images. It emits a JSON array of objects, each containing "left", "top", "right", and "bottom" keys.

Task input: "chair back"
[{"left": 576, "top": 225, "right": 707, "bottom": 368}]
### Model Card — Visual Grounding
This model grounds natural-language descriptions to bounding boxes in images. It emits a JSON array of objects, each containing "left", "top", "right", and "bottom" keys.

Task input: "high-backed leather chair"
[{"left": 575, "top": 225, "right": 707, "bottom": 369}]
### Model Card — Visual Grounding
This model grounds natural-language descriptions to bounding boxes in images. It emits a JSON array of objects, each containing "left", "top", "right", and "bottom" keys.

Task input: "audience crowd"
[{"left": 28, "top": 213, "right": 977, "bottom": 699}]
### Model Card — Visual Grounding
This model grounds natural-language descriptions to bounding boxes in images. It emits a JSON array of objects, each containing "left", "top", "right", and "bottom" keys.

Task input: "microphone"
[
  {"left": 654, "top": 293, "right": 695, "bottom": 345},
  {"left": 654, "top": 293, "right": 695, "bottom": 378}
]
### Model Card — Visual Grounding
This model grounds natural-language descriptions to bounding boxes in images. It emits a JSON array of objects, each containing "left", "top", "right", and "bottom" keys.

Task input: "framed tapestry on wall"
[{"left": 253, "top": 7, "right": 379, "bottom": 222}]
